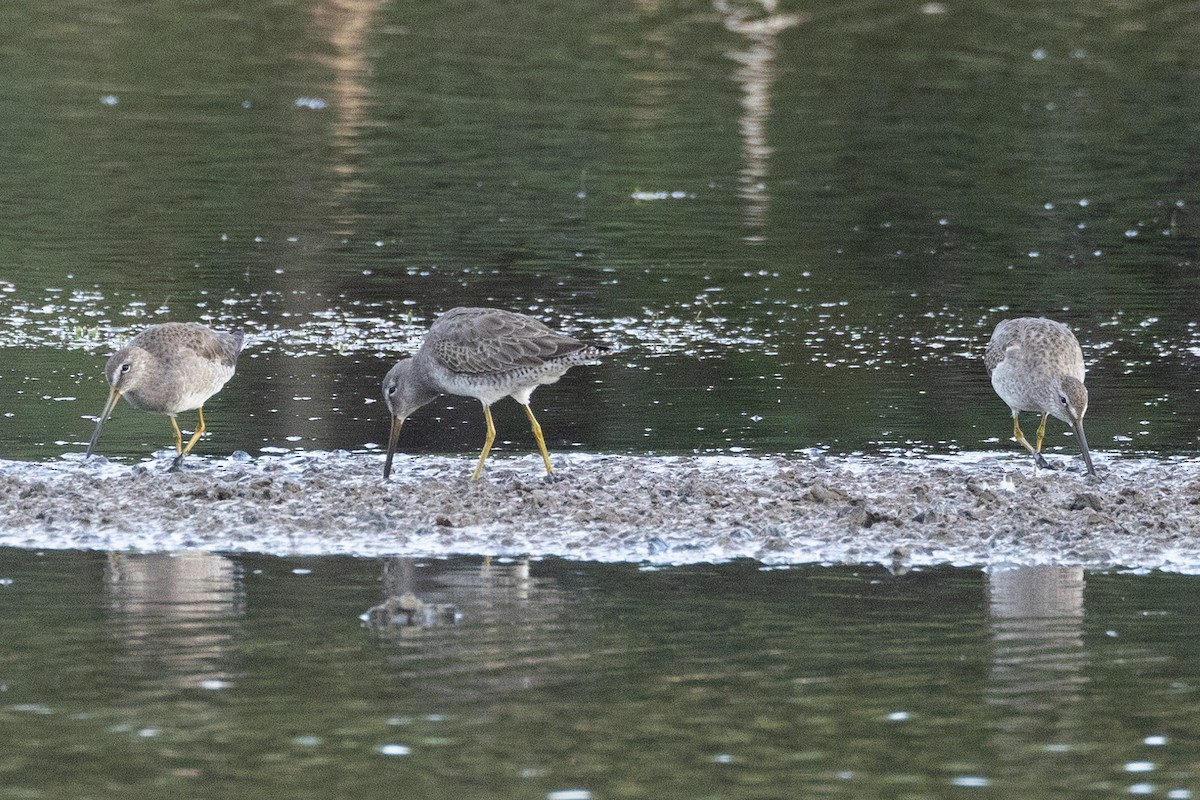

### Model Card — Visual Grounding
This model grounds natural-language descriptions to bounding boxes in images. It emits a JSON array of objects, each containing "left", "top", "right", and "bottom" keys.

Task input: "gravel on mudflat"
[{"left": 2, "top": 451, "right": 1197, "bottom": 570}]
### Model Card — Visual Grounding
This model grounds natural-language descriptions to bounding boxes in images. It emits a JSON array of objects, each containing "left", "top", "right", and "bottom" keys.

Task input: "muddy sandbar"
[{"left": 2, "top": 452, "right": 1196, "bottom": 571}]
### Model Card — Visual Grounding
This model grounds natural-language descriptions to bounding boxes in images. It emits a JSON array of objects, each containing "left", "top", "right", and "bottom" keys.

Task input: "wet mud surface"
[{"left": 3, "top": 451, "right": 1198, "bottom": 571}]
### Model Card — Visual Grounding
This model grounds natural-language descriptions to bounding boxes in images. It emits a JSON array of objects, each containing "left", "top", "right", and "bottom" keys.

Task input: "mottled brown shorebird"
[
  {"left": 86, "top": 322, "right": 245, "bottom": 470},
  {"left": 985, "top": 317, "right": 1095, "bottom": 475},
  {"left": 383, "top": 307, "right": 607, "bottom": 480}
]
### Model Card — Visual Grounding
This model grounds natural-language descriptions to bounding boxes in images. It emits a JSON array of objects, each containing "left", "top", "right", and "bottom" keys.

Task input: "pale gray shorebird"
[
  {"left": 985, "top": 316, "right": 1096, "bottom": 475},
  {"left": 86, "top": 322, "right": 245, "bottom": 470},
  {"left": 383, "top": 307, "right": 607, "bottom": 480}
]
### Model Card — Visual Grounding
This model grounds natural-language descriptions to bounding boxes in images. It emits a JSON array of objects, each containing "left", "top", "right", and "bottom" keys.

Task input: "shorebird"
[
  {"left": 86, "top": 322, "right": 245, "bottom": 470},
  {"left": 382, "top": 307, "right": 607, "bottom": 480},
  {"left": 985, "top": 316, "right": 1095, "bottom": 475}
]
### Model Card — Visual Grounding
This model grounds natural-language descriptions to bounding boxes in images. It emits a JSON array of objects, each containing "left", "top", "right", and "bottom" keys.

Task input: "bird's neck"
[{"left": 408, "top": 354, "right": 443, "bottom": 408}]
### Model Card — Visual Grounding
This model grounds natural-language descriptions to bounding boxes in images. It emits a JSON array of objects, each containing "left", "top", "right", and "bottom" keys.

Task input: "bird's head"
[
  {"left": 381, "top": 357, "right": 440, "bottom": 479},
  {"left": 87, "top": 344, "right": 152, "bottom": 459},
  {"left": 1054, "top": 375, "right": 1088, "bottom": 426},
  {"left": 382, "top": 358, "right": 427, "bottom": 423},
  {"left": 103, "top": 345, "right": 153, "bottom": 394},
  {"left": 1056, "top": 375, "right": 1095, "bottom": 475}
]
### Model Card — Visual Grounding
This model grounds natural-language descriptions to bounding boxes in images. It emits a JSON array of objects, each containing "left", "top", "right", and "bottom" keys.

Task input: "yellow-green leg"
[
  {"left": 471, "top": 404, "right": 498, "bottom": 481},
  {"left": 1012, "top": 415, "right": 1036, "bottom": 456},
  {"left": 523, "top": 404, "right": 554, "bottom": 475},
  {"left": 171, "top": 407, "right": 207, "bottom": 471},
  {"left": 170, "top": 416, "right": 184, "bottom": 454},
  {"left": 177, "top": 407, "right": 206, "bottom": 455},
  {"left": 1012, "top": 413, "right": 1051, "bottom": 471},
  {"left": 1034, "top": 412, "right": 1048, "bottom": 454}
]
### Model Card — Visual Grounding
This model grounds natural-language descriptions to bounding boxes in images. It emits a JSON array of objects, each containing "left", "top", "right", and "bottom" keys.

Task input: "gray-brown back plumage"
[{"left": 422, "top": 307, "right": 603, "bottom": 397}]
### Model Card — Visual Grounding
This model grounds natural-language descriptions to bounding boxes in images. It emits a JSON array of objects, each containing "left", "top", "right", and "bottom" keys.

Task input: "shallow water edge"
[{"left": 3, "top": 451, "right": 1196, "bottom": 571}]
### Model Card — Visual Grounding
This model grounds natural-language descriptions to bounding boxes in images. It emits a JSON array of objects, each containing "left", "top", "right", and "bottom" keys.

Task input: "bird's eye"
[
  {"left": 1059, "top": 394, "right": 1068, "bottom": 406},
  {"left": 120, "top": 363, "right": 132, "bottom": 374},
  {"left": 387, "top": 385, "right": 397, "bottom": 395}
]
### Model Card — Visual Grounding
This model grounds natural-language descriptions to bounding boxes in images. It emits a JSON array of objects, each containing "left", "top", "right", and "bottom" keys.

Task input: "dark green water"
[
  {"left": 1, "top": 0, "right": 1199, "bottom": 464},
  {"left": 1, "top": 549, "right": 1198, "bottom": 799}
]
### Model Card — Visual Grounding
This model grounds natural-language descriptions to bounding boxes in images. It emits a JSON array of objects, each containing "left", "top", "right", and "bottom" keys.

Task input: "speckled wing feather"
[
  {"left": 133, "top": 323, "right": 244, "bottom": 369},
  {"left": 983, "top": 318, "right": 1015, "bottom": 376},
  {"left": 986, "top": 317, "right": 1083, "bottom": 382},
  {"left": 190, "top": 328, "right": 244, "bottom": 368},
  {"left": 427, "top": 307, "right": 592, "bottom": 375},
  {"left": 179, "top": 326, "right": 244, "bottom": 368}
]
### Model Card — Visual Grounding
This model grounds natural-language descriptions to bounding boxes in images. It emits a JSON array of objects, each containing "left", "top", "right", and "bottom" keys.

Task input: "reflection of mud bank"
[{"left": 4, "top": 453, "right": 1198, "bottom": 569}]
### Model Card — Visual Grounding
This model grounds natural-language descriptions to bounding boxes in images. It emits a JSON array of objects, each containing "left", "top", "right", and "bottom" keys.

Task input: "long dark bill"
[
  {"left": 85, "top": 387, "right": 122, "bottom": 458},
  {"left": 383, "top": 415, "right": 404, "bottom": 479},
  {"left": 1072, "top": 417, "right": 1096, "bottom": 476}
]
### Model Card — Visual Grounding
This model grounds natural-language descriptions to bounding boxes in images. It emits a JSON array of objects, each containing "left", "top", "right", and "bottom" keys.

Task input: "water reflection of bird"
[
  {"left": 86, "top": 323, "right": 245, "bottom": 470},
  {"left": 985, "top": 317, "right": 1095, "bottom": 475},
  {"left": 382, "top": 307, "right": 607, "bottom": 480},
  {"left": 362, "top": 592, "right": 461, "bottom": 629}
]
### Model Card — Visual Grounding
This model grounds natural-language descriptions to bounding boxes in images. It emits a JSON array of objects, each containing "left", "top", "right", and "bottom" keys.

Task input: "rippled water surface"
[
  {"left": 2, "top": 550, "right": 1198, "bottom": 799},
  {"left": 2, "top": 0, "right": 1200, "bottom": 466}
]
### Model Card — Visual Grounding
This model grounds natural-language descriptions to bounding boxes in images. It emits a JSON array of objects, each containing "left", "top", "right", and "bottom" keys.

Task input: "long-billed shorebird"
[
  {"left": 382, "top": 307, "right": 607, "bottom": 480},
  {"left": 985, "top": 316, "right": 1095, "bottom": 475},
  {"left": 86, "top": 322, "right": 245, "bottom": 470}
]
